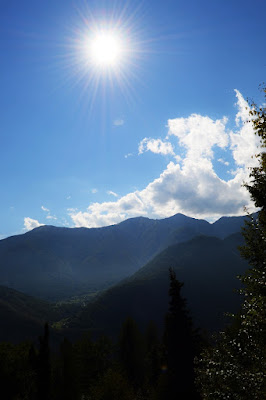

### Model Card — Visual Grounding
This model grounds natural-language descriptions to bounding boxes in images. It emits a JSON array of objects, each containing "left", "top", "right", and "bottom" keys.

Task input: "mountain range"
[
  {"left": 68, "top": 232, "right": 247, "bottom": 338},
  {"left": 0, "top": 213, "right": 248, "bottom": 301},
  {"left": 0, "top": 213, "right": 250, "bottom": 342}
]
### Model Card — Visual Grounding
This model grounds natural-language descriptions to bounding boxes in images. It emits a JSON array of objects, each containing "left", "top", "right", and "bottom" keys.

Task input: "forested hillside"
[{"left": 68, "top": 233, "right": 248, "bottom": 338}]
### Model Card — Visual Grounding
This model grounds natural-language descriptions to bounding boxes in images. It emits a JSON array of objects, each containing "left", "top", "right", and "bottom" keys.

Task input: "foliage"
[
  {"left": 157, "top": 268, "right": 200, "bottom": 399},
  {"left": 0, "top": 341, "right": 35, "bottom": 400},
  {"left": 118, "top": 317, "right": 146, "bottom": 388},
  {"left": 90, "top": 369, "right": 135, "bottom": 400},
  {"left": 196, "top": 87, "right": 266, "bottom": 399},
  {"left": 36, "top": 322, "right": 51, "bottom": 400}
]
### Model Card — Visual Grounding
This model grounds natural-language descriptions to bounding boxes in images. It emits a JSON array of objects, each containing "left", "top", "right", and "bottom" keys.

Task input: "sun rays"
[{"left": 61, "top": 3, "right": 147, "bottom": 111}]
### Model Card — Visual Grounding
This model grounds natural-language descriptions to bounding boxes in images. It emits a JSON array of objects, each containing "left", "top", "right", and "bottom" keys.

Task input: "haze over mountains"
[
  {"left": 69, "top": 232, "right": 247, "bottom": 337},
  {"left": 0, "top": 213, "right": 247, "bottom": 301},
  {"left": 0, "top": 213, "right": 250, "bottom": 342}
]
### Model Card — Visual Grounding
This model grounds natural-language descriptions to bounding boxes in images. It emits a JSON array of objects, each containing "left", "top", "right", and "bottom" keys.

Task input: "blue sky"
[{"left": 1, "top": 0, "right": 266, "bottom": 238}]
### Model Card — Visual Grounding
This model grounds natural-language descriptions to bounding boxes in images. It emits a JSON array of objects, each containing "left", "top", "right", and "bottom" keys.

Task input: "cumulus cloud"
[
  {"left": 230, "top": 90, "right": 260, "bottom": 167},
  {"left": 24, "top": 217, "right": 44, "bottom": 231},
  {"left": 69, "top": 90, "right": 262, "bottom": 228},
  {"left": 168, "top": 114, "right": 229, "bottom": 160},
  {"left": 139, "top": 138, "right": 175, "bottom": 156},
  {"left": 69, "top": 192, "right": 146, "bottom": 228}
]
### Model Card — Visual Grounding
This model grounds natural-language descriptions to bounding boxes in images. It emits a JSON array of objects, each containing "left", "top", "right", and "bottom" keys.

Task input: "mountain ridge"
[
  {"left": 0, "top": 213, "right": 248, "bottom": 301},
  {"left": 68, "top": 232, "right": 247, "bottom": 338}
]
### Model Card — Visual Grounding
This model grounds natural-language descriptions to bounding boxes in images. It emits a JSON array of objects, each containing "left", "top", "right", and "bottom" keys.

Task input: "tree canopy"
[{"left": 196, "top": 87, "right": 266, "bottom": 399}]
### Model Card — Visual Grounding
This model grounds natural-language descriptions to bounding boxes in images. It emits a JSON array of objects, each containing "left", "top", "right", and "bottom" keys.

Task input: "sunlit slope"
[
  {"left": 69, "top": 233, "right": 248, "bottom": 337},
  {"left": 0, "top": 214, "right": 247, "bottom": 301}
]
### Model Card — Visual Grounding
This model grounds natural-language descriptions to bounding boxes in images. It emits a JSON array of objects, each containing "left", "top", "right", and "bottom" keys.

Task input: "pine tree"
[
  {"left": 196, "top": 87, "right": 266, "bottom": 400},
  {"left": 158, "top": 268, "right": 199, "bottom": 399},
  {"left": 144, "top": 321, "right": 161, "bottom": 388},
  {"left": 118, "top": 317, "right": 145, "bottom": 389},
  {"left": 36, "top": 323, "right": 51, "bottom": 400},
  {"left": 58, "top": 338, "right": 80, "bottom": 400}
]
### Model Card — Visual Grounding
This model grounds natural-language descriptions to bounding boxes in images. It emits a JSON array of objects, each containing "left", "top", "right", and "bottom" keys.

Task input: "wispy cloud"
[
  {"left": 107, "top": 190, "right": 119, "bottom": 197},
  {"left": 125, "top": 153, "right": 133, "bottom": 158},
  {"left": 41, "top": 205, "right": 57, "bottom": 221},
  {"left": 113, "top": 119, "right": 124, "bottom": 126},
  {"left": 91, "top": 188, "right": 98, "bottom": 194},
  {"left": 69, "top": 90, "right": 261, "bottom": 228},
  {"left": 46, "top": 215, "right": 57, "bottom": 220}
]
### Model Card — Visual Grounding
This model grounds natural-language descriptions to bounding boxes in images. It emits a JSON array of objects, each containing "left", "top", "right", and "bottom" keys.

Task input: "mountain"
[
  {"left": 69, "top": 232, "right": 248, "bottom": 337},
  {"left": 0, "top": 286, "right": 61, "bottom": 343},
  {"left": 0, "top": 213, "right": 248, "bottom": 301}
]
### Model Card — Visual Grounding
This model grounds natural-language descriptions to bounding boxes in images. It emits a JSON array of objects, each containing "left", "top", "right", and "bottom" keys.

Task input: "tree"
[
  {"left": 36, "top": 323, "right": 51, "bottom": 400},
  {"left": 90, "top": 369, "right": 135, "bottom": 400},
  {"left": 118, "top": 317, "right": 145, "bottom": 389},
  {"left": 74, "top": 332, "right": 112, "bottom": 398},
  {"left": 0, "top": 341, "right": 35, "bottom": 400},
  {"left": 144, "top": 321, "right": 161, "bottom": 388},
  {"left": 196, "top": 87, "right": 266, "bottom": 399},
  {"left": 58, "top": 338, "right": 80, "bottom": 400},
  {"left": 157, "top": 268, "right": 199, "bottom": 399}
]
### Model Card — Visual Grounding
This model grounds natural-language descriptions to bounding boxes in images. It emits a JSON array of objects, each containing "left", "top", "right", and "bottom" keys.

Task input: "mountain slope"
[
  {"left": 0, "top": 286, "right": 62, "bottom": 343},
  {"left": 69, "top": 233, "right": 248, "bottom": 337},
  {"left": 0, "top": 213, "right": 248, "bottom": 300}
]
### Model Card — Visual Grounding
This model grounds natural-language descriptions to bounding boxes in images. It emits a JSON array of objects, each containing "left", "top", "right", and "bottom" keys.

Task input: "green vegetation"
[{"left": 196, "top": 88, "right": 266, "bottom": 399}]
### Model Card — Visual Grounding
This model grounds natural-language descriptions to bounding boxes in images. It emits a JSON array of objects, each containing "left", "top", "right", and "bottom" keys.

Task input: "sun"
[
  {"left": 88, "top": 31, "right": 122, "bottom": 68},
  {"left": 64, "top": 4, "right": 149, "bottom": 108}
]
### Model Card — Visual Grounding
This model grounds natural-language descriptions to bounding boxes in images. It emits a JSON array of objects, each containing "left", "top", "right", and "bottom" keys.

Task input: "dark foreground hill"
[
  {"left": 68, "top": 233, "right": 248, "bottom": 338},
  {"left": 0, "top": 286, "right": 62, "bottom": 343},
  {"left": 0, "top": 213, "right": 247, "bottom": 301}
]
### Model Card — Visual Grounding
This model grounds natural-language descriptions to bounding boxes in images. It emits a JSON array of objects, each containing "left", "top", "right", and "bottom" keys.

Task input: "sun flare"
[
  {"left": 66, "top": 5, "right": 147, "bottom": 108},
  {"left": 88, "top": 31, "right": 122, "bottom": 67}
]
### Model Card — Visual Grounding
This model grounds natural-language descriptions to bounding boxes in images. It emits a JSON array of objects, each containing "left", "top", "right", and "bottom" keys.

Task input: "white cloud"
[
  {"left": 69, "top": 90, "right": 262, "bottom": 228},
  {"left": 91, "top": 188, "right": 98, "bottom": 194},
  {"left": 230, "top": 90, "right": 261, "bottom": 167},
  {"left": 69, "top": 192, "right": 146, "bottom": 228},
  {"left": 41, "top": 205, "right": 57, "bottom": 221},
  {"left": 107, "top": 190, "right": 119, "bottom": 197},
  {"left": 125, "top": 153, "right": 133, "bottom": 158},
  {"left": 113, "top": 119, "right": 124, "bottom": 126},
  {"left": 139, "top": 138, "right": 175, "bottom": 156},
  {"left": 168, "top": 114, "right": 229, "bottom": 160},
  {"left": 218, "top": 158, "right": 230, "bottom": 166},
  {"left": 66, "top": 195, "right": 71, "bottom": 200},
  {"left": 24, "top": 217, "right": 44, "bottom": 231}
]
